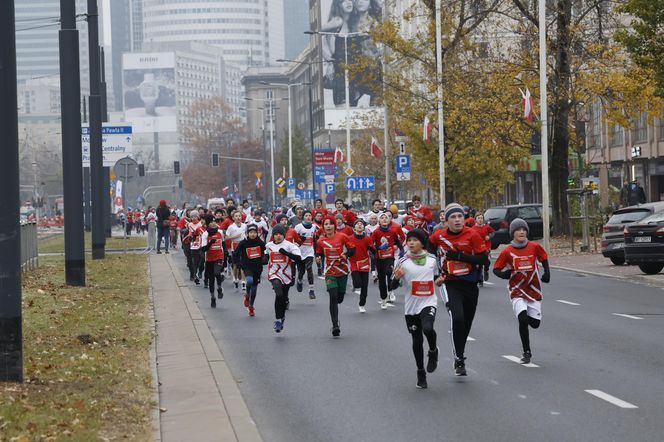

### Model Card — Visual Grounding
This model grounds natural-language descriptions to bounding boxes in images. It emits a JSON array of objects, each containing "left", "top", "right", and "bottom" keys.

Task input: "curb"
[
  {"left": 550, "top": 265, "right": 626, "bottom": 280},
  {"left": 147, "top": 257, "right": 162, "bottom": 442}
]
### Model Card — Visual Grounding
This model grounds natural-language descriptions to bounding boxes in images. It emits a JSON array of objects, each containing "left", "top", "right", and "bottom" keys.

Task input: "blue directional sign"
[
  {"left": 345, "top": 176, "right": 375, "bottom": 191},
  {"left": 324, "top": 183, "right": 336, "bottom": 194},
  {"left": 396, "top": 155, "right": 411, "bottom": 181},
  {"left": 287, "top": 178, "right": 296, "bottom": 189},
  {"left": 315, "top": 165, "right": 336, "bottom": 183},
  {"left": 296, "top": 189, "right": 316, "bottom": 200}
]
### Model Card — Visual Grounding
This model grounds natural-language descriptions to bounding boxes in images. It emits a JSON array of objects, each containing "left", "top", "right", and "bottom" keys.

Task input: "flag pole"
[
  {"left": 435, "top": 0, "right": 446, "bottom": 209},
  {"left": 538, "top": 0, "right": 550, "bottom": 251}
]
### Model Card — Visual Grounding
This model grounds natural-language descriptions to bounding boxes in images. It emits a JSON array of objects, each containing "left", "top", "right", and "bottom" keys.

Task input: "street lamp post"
[
  {"left": 241, "top": 106, "right": 266, "bottom": 205},
  {"left": 435, "top": 0, "right": 446, "bottom": 210},
  {"left": 538, "top": 0, "right": 551, "bottom": 251},
  {"left": 246, "top": 97, "right": 277, "bottom": 207}
]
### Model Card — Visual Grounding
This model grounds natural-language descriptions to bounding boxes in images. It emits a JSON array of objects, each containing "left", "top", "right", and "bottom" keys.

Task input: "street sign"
[
  {"left": 277, "top": 187, "right": 285, "bottom": 194},
  {"left": 324, "top": 175, "right": 335, "bottom": 184},
  {"left": 255, "top": 171, "right": 263, "bottom": 178},
  {"left": 296, "top": 189, "right": 315, "bottom": 200},
  {"left": 314, "top": 148, "right": 336, "bottom": 166},
  {"left": 324, "top": 183, "right": 336, "bottom": 194},
  {"left": 113, "top": 156, "right": 139, "bottom": 181},
  {"left": 276, "top": 177, "right": 285, "bottom": 188},
  {"left": 344, "top": 167, "right": 355, "bottom": 177},
  {"left": 315, "top": 165, "right": 336, "bottom": 183},
  {"left": 345, "top": 176, "right": 375, "bottom": 191},
  {"left": 297, "top": 182, "right": 305, "bottom": 190},
  {"left": 82, "top": 124, "right": 133, "bottom": 167},
  {"left": 399, "top": 142, "right": 406, "bottom": 155},
  {"left": 287, "top": 189, "right": 296, "bottom": 198},
  {"left": 396, "top": 155, "right": 411, "bottom": 181},
  {"left": 287, "top": 178, "right": 296, "bottom": 189}
]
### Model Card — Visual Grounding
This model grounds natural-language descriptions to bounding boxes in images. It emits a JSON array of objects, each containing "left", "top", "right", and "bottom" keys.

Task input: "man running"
[
  {"left": 294, "top": 210, "right": 318, "bottom": 299},
  {"left": 265, "top": 224, "right": 302, "bottom": 333}
]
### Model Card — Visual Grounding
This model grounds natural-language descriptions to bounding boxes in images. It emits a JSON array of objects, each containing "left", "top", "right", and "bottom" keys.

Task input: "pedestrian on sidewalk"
[
  {"left": 201, "top": 221, "right": 225, "bottom": 308},
  {"left": 316, "top": 215, "right": 355, "bottom": 337},
  {"left": 156, "top": 199, "right": 171, "bottom": 254},
  {"left": 493, "top": 218, "right": 550, "bottom": 365},
  {"left": 146, "top": 207, "right": 157, "bottom": 251},
  {"left": 429, "top": 203, "right": 489, "bottom": 377},
  {"left": 266, "top": 224, "right": 302, "bottom": 333},
  {"left": 391, "top": 228, "right": 441, "bottom": 389},
  {"left": 234, "top": 224, "right": 266, "bottom": 317},
  {"left": 347, "top": 219, "right": 374, "bottom": 313}
]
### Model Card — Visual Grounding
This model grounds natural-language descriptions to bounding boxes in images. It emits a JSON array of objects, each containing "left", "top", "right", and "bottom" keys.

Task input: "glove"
[
  {"left": 493, "top": 268, "right": 512, "bottom": 280},
  {"left": 279, "top": 248, "right": 288, "bottom": 256},
  {"left": 378, "top": 243, "right": 389, "bottom": 251},
  {"left": 541, "top": 271, "right": 550, "bottom": 283},
  {"left": 445, "top": 250, "right": 461, "bottom": 261},
  {"left": 208, "top": 238, "right": 216, "bottom": 245}
]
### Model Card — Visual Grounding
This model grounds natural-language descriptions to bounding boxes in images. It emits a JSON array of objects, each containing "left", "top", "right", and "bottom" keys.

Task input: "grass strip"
[{"left": 38, "top": 232, "right": 147, "bottom": 254}]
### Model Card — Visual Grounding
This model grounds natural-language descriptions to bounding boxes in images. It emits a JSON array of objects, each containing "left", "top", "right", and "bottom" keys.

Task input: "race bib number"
[
  {"left": 270, "top": 251, "right": 288, "bottom": 264},
  {"left": 356, "top": 258, "right": 370, "bottom": 271},
  {"left": 447, "top": 260, "right": 473, "bottom": 276},
  {"left": 411, "top": 280, "right": 434, "bottom": 297},
  {"left": 513, "top": 256, "right": 535, "bottom": 272},
  {"left": 246, "top": 246, "right": 262, "bottom": 259},
  {"left": 378, "top": 246, "right": 394, "bottom": 259},
  {"left": 303, "top": 237, "right": 313, "bottom": 247},
  {"left": 325, "top": 248, "right": 342, "bottom": 260}
]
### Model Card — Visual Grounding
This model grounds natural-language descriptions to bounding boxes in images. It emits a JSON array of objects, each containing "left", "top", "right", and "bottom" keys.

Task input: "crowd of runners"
[{"left": 154, "top": 196, "right": 550, "bottom": 389}]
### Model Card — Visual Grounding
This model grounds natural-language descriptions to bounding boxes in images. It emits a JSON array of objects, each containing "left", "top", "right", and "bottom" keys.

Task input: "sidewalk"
[{"left": 150, "top": 254, "right": 262, "bottom": 442}]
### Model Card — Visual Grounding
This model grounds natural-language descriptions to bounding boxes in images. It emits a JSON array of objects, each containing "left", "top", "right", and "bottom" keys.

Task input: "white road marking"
[
  {"left": 490, "top": 379, "right": 500, "bottom": 385},
  {"left": 483, "top": 281, "right": 494, "bottom": 285},
  {"left": 612, "top": 313, "right": 643, "bottom": 320},
  {"left": 518, "top": 394, "right": 527, "bottom": 399},
  {"left": 467, "top": 336, "right": 476, "bottom": 341},
  {"left": 550, "top": 411, "right": 560, "bottom": 416},
  {"left": 585, "top": 390, "right": 638, "bottom": 409},
  {"left": 502, "top": 355, "right": 540, "bottom": 368},
  {"left": 556, "top": 299, "right": 580, "bottom": 306}
]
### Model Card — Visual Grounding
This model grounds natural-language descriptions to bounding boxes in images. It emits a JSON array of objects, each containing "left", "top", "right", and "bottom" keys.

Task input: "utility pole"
[
  {"left": 59, "top": 0, "right": 86, "bottom": 285},
  {"left": 88, "top": 0, "right": 105, "bottom": 259},
  {"left": 100, "top": 47, "right": 112, "bottom": 238},
  {"left": 539, "top": 0, "right": 551, "bottom": 251},
  {"left": 0, "top": 0, "right": 24, "bottom": 382},
  {"left": 382, "top": 3, "right": 390, "bottom": 204},
  {"left": 435, "top": 0, "right": 446, "bottom": 210}
]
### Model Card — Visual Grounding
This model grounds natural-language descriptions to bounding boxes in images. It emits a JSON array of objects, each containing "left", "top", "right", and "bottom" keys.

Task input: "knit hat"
[
  {"left": 335, "top": 213, "right": 345, "bottom": 221},
  {"left": 322, "top": 215, "right": 337, "bottom": 229},
  {"left": 159, "top": 199, "right": 167, "bottom": 206},
  {"left": 275, "top": 214, "right": 288, "bottom": 224},
  {"left": 272, "top": 224, "right": 287, "bottom": 237},
  {"left": 354, "top": 218, "right": 366, "bottom": 227},
  {"left": 389, "top": 204, "right": 399, "bottom": 215},
  {"left": 444, "top": 203, "right": 464, "bottom": 220},
  {"left": 509, "top": 218, "right": 529, "bottom": 237},
  {"left": 406, "top": 228, "right": 428, "bottom": 247},
  {"left": 246, "top": 224, "right": 258, "bottom": 233}
]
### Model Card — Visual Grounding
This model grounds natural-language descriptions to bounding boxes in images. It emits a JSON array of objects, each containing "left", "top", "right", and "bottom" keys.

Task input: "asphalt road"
[{"left": 174, "top": 258, "right": 664, "bottom": 442}]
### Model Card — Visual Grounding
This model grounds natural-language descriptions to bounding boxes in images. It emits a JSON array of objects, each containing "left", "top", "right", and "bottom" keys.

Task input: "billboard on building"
[
  {"left": 319, "top": 0, "right": 383, "bottom": 129},
  {"left": 122, "top": 52, "right": 177, "bottom": 133}
]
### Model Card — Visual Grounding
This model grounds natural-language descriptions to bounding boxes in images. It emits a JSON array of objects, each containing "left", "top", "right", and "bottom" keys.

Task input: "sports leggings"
[
  {"left": 191, "top": 249, "right": 202, "bottom": 279},
  {"left": 271, "top": 279, "right": 291, "bottom": 319},
  {"left": 518, "top": 311, "right": 541, "bottom": 353},
  {"left": 204, "top": 261, "right": 224, "bottom": 295},
  {"left": 444, "top": 281, "right": 479, "bottom": 360},
  {"left": 351, "top": 271, "right": 369, "bottom": 306},
  {"left": 376, "top": 258, "right": 394, "bottom": 300},
  {"left": 297, "top": 256, "right": 314, "bottom": 285},
  {"left": 328, "top": 286, "right": 346, "bottom": 327},
  {"left": 245, "top": 272, "right": 261, "bottom": 307},
  {"left": 406, "top": 306, "right": 438, "bottom": 370}
]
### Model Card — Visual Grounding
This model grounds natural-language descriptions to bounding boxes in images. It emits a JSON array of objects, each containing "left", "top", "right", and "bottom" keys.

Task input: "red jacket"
[
  {"left": 408, "top": 206, "right": 433, "bottom": 230},
  {"left": 346, "top": 233, "right": 373, "bottom": 272}
]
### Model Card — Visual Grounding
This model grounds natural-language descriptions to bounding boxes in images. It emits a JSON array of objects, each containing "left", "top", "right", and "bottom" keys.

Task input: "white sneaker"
[
  {"left": 353, "top": 288, "right": 361, "bottom": 295},
  {"left": 388, "top": 292, "right": 396, "bottom": 303},
  {"left": 380, "top": 300, "right": 388, "bottom": 310},
  {"left": 359, "top": 306, "right": 366, "bottom": 313}
]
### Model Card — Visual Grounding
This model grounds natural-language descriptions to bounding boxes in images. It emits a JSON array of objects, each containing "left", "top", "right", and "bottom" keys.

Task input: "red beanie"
[{"left": 159, "top": 199, "right": 167, "bottom": 206}]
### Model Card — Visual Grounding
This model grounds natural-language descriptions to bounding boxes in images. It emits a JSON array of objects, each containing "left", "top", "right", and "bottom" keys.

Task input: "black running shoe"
[
  {"left": 483, "top": 269, "right": 489, "bottom": 281},
  {"left": 217, "top": 287, "right": 223, "bottom": 299},
  {"left": 416, "top": 369, "right": 427, "bottom": 389},
  {"left": 427, "top": 347, "right": 439, "bottom": 373},
  {"left": 296, "top": 279, "right": 303, "bottom": 292},
  {"left": 194, "top": 278, "right": 200, "bottom": 285},
  {"left": 211, "top": 297, "right": 216, "bottom": 308},
  {"left": 331, "top": 325, "right": 340, "bottom": 337},
  {"left": 520, "top": 351, "right": 532, "bottom": 364},
  {"left": 204, "top": 283, "right": 208, "bottom": 289},
  {"left": 454, "top": 358, "right": 467, "bottom": 376},
  {"left": 285, "top": 299, "right": 290, "bottom": 310}
]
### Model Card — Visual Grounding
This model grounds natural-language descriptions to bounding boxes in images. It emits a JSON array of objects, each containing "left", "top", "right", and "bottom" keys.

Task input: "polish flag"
[
  {"left": 423, "top": 116, "right": 432, "bottom": 143},
  {"left": 222, "top": 186, "right": 229, "bottom": 193},
  {"left": 256, "top": 177, "right": 263, "bottom": 189},
  {"left": 233, "top": 183, "right": 239, "bottom": 193},
  {"left": 370, "top": 137, "right": 382, "bottom": 158},
  {"left": 521, "top": 87, "right": 535, "bottom": 122},
  {"left": 334, "top": 146, "right": 345, "bottom": 163}
]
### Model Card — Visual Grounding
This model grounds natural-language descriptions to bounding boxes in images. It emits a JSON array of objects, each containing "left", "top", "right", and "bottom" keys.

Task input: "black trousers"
[
  {"left": 351, "top": 271, "right": 369, "bottom": 306},
  {"left": 297, "top": 256, "right": 315, "bottom": 284},
  {"left": 518, "top": 311, "right": 541, "bottom": 353},
  {"left": 191, "top": 249, "right": 204, "bottom": 279},
  {"left": 405, "top": 306, "right": 438, "bottom": 370},
  {"left": 271, "top": 279, "right": 291, "bottom": 320},
  {"left": 444, "top": 281, "right": 479, "bottom": 360},
  {"left": 183, "top": 244, "right": 193, "bottom": 277},
  {"left": 205, "top": 260, "right": 224, "bottom": 295},
  {"left": 376, "top": 258, "right": 394, "bottom": 300}
]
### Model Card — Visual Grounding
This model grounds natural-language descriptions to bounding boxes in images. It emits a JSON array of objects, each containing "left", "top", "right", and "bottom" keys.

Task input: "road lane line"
[
  {"left": 556, "top": 299, "right": 580, "bottom": 306},
  {"left": 502, "top": 355, "right": 539, "bottom": 368},
  {"left": 612, "top": 313, "right": 644, "bottom": 320},
  {"left": 483, "top": 281, "right": 494, "bottom": 285},
  {"left": 467, "top": 336, "right": 476, "bottom": 341},
  {"left": 585, "top": 390, "right": 638, "bottom": 409}
]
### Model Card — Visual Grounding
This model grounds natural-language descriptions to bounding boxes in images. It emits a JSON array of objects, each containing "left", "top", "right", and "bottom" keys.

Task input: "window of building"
[
  {"left": 634, "top": 112, "right": 647, "bottom": 142},
  {"left": 611, "top": 124, "right": 624, "bottom": 146}
]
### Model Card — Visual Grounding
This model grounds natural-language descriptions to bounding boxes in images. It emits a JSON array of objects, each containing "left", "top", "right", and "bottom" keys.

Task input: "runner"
[
  {"left": 364, "top": 198, "right": 385, "bottom": 222},
  {"left": 472, "top": 212, "right": 495, "bottom": 284},
  {"left": 402, "top": 215, "right": 416, "bottom": 236},
  {"left": 234, "top": 224, "right": 266, "bottom": 316},
  {"left": 247, "top": 209, "right": 269, "bottom": 242},
  {"left": 429, "top": 203, "right": 489, "bottom": 376},
  {"left": 333, "top": 198, "right": 357, "bottom": 225},
  {"left": 265, "top": 224, "right": 302, "bottom": 333},
  {"left": 201, "top": 221, "right": 225, "bottom": 308},
  {"left": 391, "top": 228, "right": 442, "bottom": 389},
  {"left": 316, "top": 215, "right": 355, "bottom": 336},
  {"left": 408, "top": 196, "right": 433, "bottom": 231},
  {"left": 493, "top": 218, "right": 550, "bottom": 364},
  {"left": 365, "top": 213, "right": 380, "bottom": 284},
  {"left": 347, "top": 219, "right": 373, "bottom": 313},
  {"left": 185, "top": 212, "right": 205, "bottom": 284},
  {"left": 371, "top": 212, "right": 404, "bottom": 309},
  {"left": 312, "top": 199, "right": 328, "bottom": 218},
  {"left": 334, "top": 213, "right": 354, "bottom": 236},
  {"left": 225, "top": 210, "right": 247, "bottom": 291},
  {"left": 294, "top": 210, "right": 318, "bottom": 299}
]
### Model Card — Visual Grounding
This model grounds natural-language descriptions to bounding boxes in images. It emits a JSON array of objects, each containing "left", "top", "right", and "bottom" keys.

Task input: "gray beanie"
[
  {"left": 509, "top": 218, "right": 529, "bottom": 237},
  {"left": 444, "top": 202, "right": 464, "bottom": 220},
  {"left": 272, "top": 224, "right": 287, "bottom": 237}
]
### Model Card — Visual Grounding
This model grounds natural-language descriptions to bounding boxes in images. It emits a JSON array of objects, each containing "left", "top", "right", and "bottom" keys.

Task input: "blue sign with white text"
[
  {"left": 345, "top": 176, "right": 375, "bottom": 191},
  {"left": 396, "top": 155, "right": 411, "bottom": 173},
  {"left": 324, "top": 183, "right": 336, "bottom": 194},
  {"left": 287, "top": 178, "right": 296, "bottom": 189}
]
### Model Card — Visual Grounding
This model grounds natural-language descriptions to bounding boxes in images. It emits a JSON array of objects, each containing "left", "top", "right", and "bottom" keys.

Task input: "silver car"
[{"left": 601, "top": 202, "right": 664, "bottom": 265}]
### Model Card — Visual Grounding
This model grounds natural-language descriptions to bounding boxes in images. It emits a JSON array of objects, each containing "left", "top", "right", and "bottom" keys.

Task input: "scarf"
[
  {"left": 407, "top": 249, "right": 428, "bottom": 266},
  {"left": 511, "top": 238, "right": 529, "bottom": 249}
]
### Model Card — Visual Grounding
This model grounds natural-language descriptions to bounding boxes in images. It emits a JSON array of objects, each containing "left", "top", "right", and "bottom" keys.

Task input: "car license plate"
[
  {"left": 613, "top": 243, "right": 624, "bottom": 249},
  {"left": 634, "top": 236, "right": 652, "bottom": 243}
]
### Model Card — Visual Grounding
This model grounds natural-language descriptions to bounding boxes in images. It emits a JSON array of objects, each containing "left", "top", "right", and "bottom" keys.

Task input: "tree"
[
  {"left": 616, "top": 0, "right": 664, "bottom": 97},
  {"left": 277, "top": 126, "right": 311, "bottom": 184}
]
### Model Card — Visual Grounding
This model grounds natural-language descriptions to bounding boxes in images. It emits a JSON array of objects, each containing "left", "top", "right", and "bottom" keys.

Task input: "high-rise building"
[
  {"left": 283, "top": 0, "right": 310, "bottom": 59},
  {"left": 141, "top": 0, "right": 285, "bottom": 68}
]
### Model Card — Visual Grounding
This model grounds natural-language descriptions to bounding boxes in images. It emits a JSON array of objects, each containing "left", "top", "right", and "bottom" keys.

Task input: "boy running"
[
  {"left": 234, "top": 224, "right": 266, "bottom": 317},
  {"left": 347, "top": 219, "right": 374, "bottom": 313},
  {"left": 472, "top": 212, "right": 495, "bottom": 284},
  {"left": 294, "top": 210, "right": 318, "bottom": 299},
  {"left": 201, "top": 221, "right": 225, "bottom": 307},
  {"left": 493, "top": 218, "right": 550, "bottom": 364},
  {"left": 371, "top": 212, "right": 404, "bottom": 309},
  {"left": 225, "top": 210, "right": 247, "bottom": 291},
  {"left": 265, "top": 224, "right": 302, "bottom": 332}
]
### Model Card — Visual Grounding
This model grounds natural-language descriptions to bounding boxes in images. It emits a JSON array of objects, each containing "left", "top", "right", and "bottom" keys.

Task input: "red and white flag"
[
  {"left": 521, "top": 87, "right": 535, "bottom": 122},
  {"left": 423, "top": 115, "right": 433, "bottom": 142},
  {"left": 256, "top": 177, "right": 263, "bottom": 189},
  {"left": 334, "top": 146, "right": 345, "bottom": 163},
  {"left": 222, "top": 186, "right": 229, "bottom": 193},
  {"left": 233, "top": 183, "right": 239, "bottom": 193},
  {"left": 370, "top": 137, "right": 382, "bottom": 158}
]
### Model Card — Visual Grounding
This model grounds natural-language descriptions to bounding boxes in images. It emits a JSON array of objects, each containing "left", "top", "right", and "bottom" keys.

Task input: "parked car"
[
  {"left": 601, "top": 202, "right": 664, "bottom": 265},
  {"left": 623, "top": 210, "right": 664, "bottom": 274},
  {"left": 484, "top": 204, "right": 544, "bottom": 249}
]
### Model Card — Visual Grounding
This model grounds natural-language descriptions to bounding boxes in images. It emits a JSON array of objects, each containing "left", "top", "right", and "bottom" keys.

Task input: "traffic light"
[
  {"left": 174, "top": 161, "right": 180, "bottom": 175},
  {"left": 212, "top": 153, "right": 219, "bottom": 167},
  {"left": 138, "top": 164, "right": 145, "bottom": 176},
  {"left": 178, "top": 178, "right": 183, "bottom": 189}
]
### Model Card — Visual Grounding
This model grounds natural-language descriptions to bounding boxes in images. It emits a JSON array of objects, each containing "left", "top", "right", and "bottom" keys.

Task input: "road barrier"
[{"left": 20, "top": 221, "right": 38, "bottom": 272}]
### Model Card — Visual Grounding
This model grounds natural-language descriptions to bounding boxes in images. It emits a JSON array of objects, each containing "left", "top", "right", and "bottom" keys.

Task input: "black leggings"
[
  {"left": 204, "top": 260, "right": 224, "bottom": 295},
  {"left": 406, "top": 306, "right": 438, "bottom": 370},
  {"left": 245, "top": 271, "right": 262, "bottom": 307},
  {"left": 444, "top": 281, "right": 479, "bottom": 360},
  {"left": 351, "top": 271, "right": 369, "bottom": 306},
  {"left": 518, "top": 311, "right": 541, "bottom": 353},
  {"left": 328, "top": 287, "right": 346, "bottom": 327},
  {"left": 376, "top": 258, "right": 394, "bottom": 300},
  {"left": 183, "top": 244, "right": 193, "bottom": 276},
  {"left": 297, "top": 256, "right": 314, "bottom": 285},
  {"left": 271, "top": 279, "right": 291, "bottom": 319},
  {"left": 191, "top": 249, "right": 202, "bottom": 279}
]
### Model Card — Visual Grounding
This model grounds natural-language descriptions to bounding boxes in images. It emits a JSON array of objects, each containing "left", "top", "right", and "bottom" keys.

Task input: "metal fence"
[{"left": 20, "top": 221, "right": 38, "bottom": 272}]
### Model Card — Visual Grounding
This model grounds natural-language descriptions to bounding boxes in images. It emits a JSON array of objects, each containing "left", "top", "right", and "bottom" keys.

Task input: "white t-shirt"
[
  {"left": 294, "top": 223, "right": 318, "bottom": 258},
  {"left": 225, "top": 223, "right": 247, "bottom": 250},
  {"left": 265, "top": 240, "right": 301, "bottom": 284},
  {"left": 365, "top": 223, "right": 380, "bottom": 236},
  {"left": 394, "top": 254, "right": 439, "bottom": 316}
]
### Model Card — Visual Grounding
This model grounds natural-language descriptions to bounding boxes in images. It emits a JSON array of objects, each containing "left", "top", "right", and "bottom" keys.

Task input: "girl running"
[
  {"left": 225, "top": 210, "right": 247, "bottom": 291},
  {"left": 234, "top": 224, "right": 266, "bottom": 317},
  {"left": 315, "top": 215, "right": 355, "bottom": 336},
  {"left": 185, "top": 212, "right": 205, "bottom": 284},
  {"left": 365, "top": 212, "right": 380, "bottom": 284},
  {"left": 201, "top": 221, "right": 225, "bottom": 308},
  {"left": 371, "top": 212, "right": 404, "bottom": 309},
  {"left": 472, "top": 212, "right": 495, "bottom": 284},
  {"left": 347, "top": 219, "right": 374, "bottom": 313},
  {"left": 265, "top": 224, "right": 302, "bottom": 333},
  {"left": 294, "top": 210, "right": 319, "bottom": 299},
  {"left": 493, "top": 218, "right": 550, "bottom": 364}
]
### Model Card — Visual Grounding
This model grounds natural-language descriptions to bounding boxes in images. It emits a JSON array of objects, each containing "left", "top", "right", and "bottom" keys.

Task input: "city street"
[{"left": 172, "top": 257, "right": 664, "bottom": 442}]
